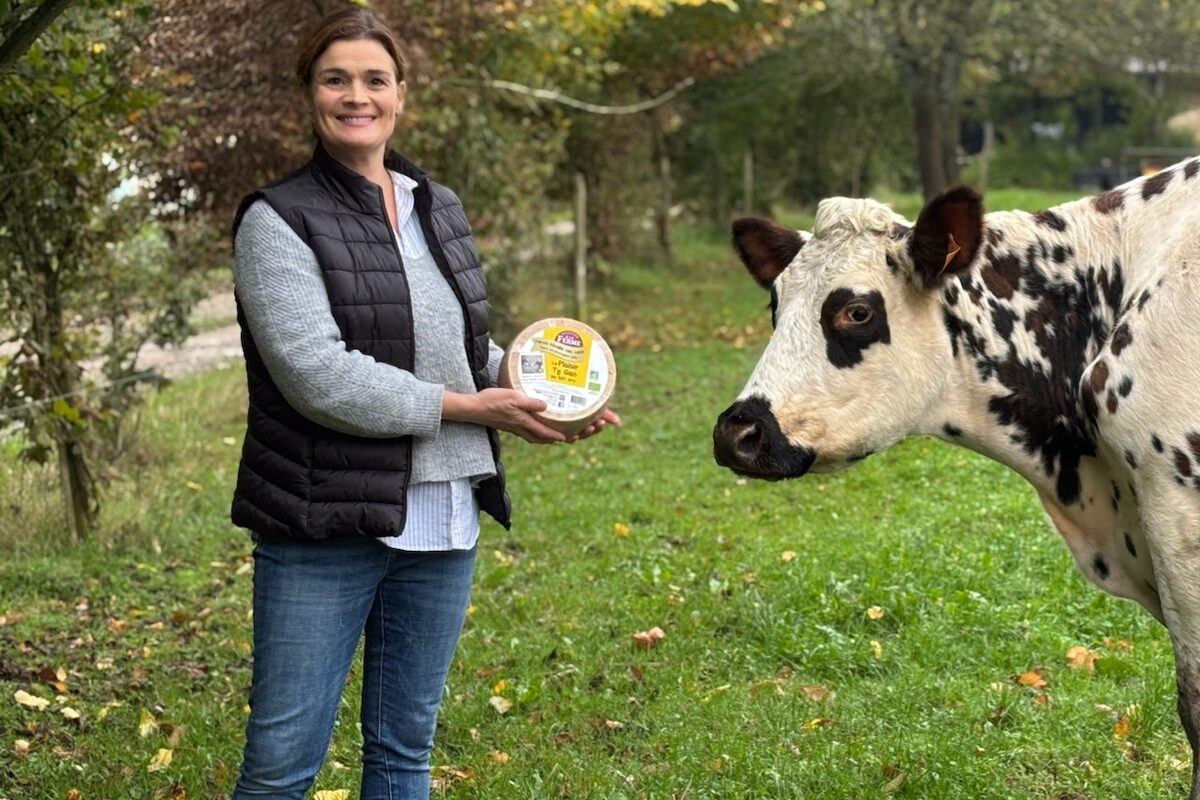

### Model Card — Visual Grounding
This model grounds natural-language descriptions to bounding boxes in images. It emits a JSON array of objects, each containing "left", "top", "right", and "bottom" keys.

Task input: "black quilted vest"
[{"left": 229, "top": 144, "right": 510, "bottom": 539}]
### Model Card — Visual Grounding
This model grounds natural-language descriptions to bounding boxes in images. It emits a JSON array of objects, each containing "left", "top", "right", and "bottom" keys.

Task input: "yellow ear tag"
[{"left": 941, "top": 233, "right": 962, "bottom": 274}]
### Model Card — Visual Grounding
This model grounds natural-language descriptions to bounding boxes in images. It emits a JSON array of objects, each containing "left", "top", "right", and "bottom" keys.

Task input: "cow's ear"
[
  {"left": 909, "top": 186, "right": 983, "bottom": 287},
  {"left": 732, "top": 217, "right": 804, "bottom": 289}
]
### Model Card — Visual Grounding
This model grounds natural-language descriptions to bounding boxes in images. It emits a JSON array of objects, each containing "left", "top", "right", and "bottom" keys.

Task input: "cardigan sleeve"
[{"left": 233, "top": 200, "right": 444, "bottom": 438}]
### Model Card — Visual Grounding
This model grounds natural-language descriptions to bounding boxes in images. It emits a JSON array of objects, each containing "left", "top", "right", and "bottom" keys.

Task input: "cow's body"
[{"left": 713, "top": 158, "right": 1200, "bottom": 796}]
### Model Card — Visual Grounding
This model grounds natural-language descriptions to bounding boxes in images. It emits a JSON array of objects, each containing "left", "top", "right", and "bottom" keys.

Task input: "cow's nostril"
[{"left": 734, "top": 422, "right": 762, "bottom": 460}]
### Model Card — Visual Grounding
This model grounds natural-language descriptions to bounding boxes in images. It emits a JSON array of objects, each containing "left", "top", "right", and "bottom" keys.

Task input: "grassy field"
[{"left": 0, "top": 188, "right": 1190, "bottom": 799}]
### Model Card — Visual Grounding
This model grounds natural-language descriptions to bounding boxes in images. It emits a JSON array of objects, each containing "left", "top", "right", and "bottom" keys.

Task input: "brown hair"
[{"left": 296, "top": 7, "right": 406, "bottom": 86}]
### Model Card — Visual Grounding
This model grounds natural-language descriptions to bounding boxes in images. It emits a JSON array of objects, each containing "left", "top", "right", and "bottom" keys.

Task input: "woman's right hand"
[{"left": 442, "top": 388, "right": 566, "bottom": 444}]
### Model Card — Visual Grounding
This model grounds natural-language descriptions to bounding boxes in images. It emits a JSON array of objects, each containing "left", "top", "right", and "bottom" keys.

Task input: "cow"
[{"left": 712, "top": 158, "right": 1200, "bottom": 797}]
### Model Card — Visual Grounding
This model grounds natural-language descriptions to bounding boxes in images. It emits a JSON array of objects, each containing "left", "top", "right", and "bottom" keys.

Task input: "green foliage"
[{"left": 0, "top": 0, "right": 210, "bottom": 537}]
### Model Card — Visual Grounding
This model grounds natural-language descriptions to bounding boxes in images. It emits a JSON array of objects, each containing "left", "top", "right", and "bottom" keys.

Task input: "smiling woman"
[{"left": 224, "top": 7, "right": 618, "bottom": 800}]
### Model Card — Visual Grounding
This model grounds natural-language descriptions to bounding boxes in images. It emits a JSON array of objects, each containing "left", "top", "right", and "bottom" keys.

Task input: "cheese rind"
[{"left": 499, "top": 317, "right": 616, "bottom": 435}]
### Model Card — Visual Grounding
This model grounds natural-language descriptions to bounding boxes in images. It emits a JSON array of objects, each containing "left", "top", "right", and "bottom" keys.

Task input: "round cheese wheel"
[{"left": 498, "top": 317, "right": 616, "bottom": 435}]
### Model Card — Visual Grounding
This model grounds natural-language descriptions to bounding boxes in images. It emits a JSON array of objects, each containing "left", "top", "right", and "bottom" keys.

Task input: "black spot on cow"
[
  {"left": 1137, "top": 290, "right": 1152, "bottom": 312},
  {"left": 1174, "top": 447, "right": 1193, "bottom": 477},
  {"left": 1098, "top": 261, "right": 1126, "bottom": 316},
  {"left": 885, "top": 252, "right": 900, "bottom": 276},
  {"left": 944, "top": 284, "right": 960, "bottom": 306},
  {"left": 1186, "top": 159, "right": 1199, "bottom": 181},
  {"left": 1188, "top": 433, "right": 1200, "bottom": 463},
  {"left": 1089, "top": 360, "right": 1110, "bottom": 394},
  {"left": 1152, "top": 434, "right": 1164, "bottom": 452},
  {"left": 1124, "top": 449, "right": 1137, "bottom": 469},
  {"left": 1111, "top": 480, "right": 1121, "bottom": 511},
  {"left": 943, "top": 423, "right": 963, "bottom": 438},
  {"left": 992, "top": 303, "right": 1018, "bottom": 342},
  {"left": 1118, "top": 376, "right": 1133, "bottom": 398},
  {"left": 1052, "top": 245, "right": 1071, "bottom": 264},
  {"left": 1092, "top": 554, "right": 1110, "bottom": 580},
  {"left": 1106, "top": 390, "right": 1118, "bottom": 415},
  {"left": 1093, "top": 189, "right": 1125, "bottom": 214},
  {"left": 1111, "top": 323, "right": 1133, "bottom": 356},
  {"left": 768, "top": 286, "right": 779, "bottom": 328},
  {"left": 987, "top": 228, "right": 1004, "bottom": 246},
  {"left": 1142, "top": 169, "right": 1174, "bottom": 200},
  {"left": 1035, "top": 209, "right": 1068, "bottom": 231},
  {"left": 820, "top": 289, "right": 891, "bottom": 369},
  {"left": 981, "top": 252, "right": 1022, "bottom": 299},
  {"left": 1124, "top": 532, "right": 1137, "bottom": 558}
]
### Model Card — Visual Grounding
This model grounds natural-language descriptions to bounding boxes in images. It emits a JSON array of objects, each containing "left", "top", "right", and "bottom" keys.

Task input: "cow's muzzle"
[{"left": 713, "top": 396, "right": 816, "bottom": 480}]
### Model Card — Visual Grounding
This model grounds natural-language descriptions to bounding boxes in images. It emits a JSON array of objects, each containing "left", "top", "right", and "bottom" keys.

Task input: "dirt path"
[{"left": 141, "top": 291, "right": 243, "bottom": 379}]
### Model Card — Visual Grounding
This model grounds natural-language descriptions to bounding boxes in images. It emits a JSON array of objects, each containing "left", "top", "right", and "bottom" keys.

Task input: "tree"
[
  {"left": 0, "top": 0, "right": 207, "bottom": 540},
  {"left": 0, "top": 0, "right": 76, "bottom": 70}
]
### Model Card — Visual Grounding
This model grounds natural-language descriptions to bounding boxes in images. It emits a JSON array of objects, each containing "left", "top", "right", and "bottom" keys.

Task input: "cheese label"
[{"left": 515, "top": 324, "right": 609, "bottom": 413}]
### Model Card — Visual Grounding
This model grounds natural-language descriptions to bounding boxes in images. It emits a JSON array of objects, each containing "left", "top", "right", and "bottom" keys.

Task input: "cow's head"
[{"left": 713, "top": 187, "right": 983, "bottom": 479}]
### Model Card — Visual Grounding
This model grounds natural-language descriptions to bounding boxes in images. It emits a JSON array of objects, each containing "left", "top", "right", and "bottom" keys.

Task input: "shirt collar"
[{"left": 389, "top": 169, "right": 418, "bottom": 193}]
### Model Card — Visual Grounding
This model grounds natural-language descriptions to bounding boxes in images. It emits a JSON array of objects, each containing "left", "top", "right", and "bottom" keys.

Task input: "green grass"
[{"left": 0, "top": 189, "right": 1189, "bottom": 799}]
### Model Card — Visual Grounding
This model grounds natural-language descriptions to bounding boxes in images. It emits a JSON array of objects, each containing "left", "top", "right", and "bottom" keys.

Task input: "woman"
[{"left": 228, "top": 8, "right": 618, "bottom": 798}]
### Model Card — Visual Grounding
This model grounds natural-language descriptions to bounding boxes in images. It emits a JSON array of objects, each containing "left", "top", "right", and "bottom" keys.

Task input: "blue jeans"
[{"left": 231, "top": 537, "right": 476, "bottom": 800}]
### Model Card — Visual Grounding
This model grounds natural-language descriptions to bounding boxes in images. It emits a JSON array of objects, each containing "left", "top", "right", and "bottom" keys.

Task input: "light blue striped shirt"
[{"left": 380, "top": 170, "right": 479, "bottom": 552}]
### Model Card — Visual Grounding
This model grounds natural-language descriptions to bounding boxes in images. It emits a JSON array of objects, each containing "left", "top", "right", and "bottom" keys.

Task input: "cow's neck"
[{"left": 929, "top": 192, "right": 1147, "bottom": 504}]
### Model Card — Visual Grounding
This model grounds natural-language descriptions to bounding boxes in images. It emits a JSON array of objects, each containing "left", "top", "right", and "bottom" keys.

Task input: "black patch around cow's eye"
[{"left": 820, "top": 289, "right": 890, "bottom": 369}]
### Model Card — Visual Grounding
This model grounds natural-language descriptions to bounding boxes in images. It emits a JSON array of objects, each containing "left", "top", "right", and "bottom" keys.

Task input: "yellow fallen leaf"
[
  {"left": 13, "top": 739, "right": 30, "bottom": 755},
  {"left": 314, "top": 791, "right": 350, "bottom": 800},
  {"left": 866, "top": 606, "right": 884, "bottom": 620},
  {"left": 60, "top": 706, "right": 81, "bottom": 720},
  {"left": 222, "top": 436, "right": 237, "bottom": 446},
  {"left": 613, "top": 522, "right": 630, "bottom": 538},
  {"left": 488, "top": 696, "right": 511, "bottom": 715},
  {"left": 780, "top": 550, "right": 797, "bottom": 562},
  {"left": 801, "top": 717, "right": 834, "bottom": 730},
  {"left": 870, "top": 640, "right": 883, "bottom": 658},
  {"left": 1065, "top": 645, "right": 1097, "bottom": 672},
  {"left": 1103, "top": 636, "right": 1133, "bottom": 651},
  {"left": 604, "top": 719, "right": 625, "bottom": 730},
  {"left": 66, "top": 790, "right": 82, "bottom": 800},
  {"left": 488, "top": 750, "right": 510, "bottom": 764},
  {"left": 491, "top": 679, "right": 507, "bottom": 695},
  {"left": 1113, "top": 713, "right": 1132, "bottom": 739},
  {"left": 185, "top": 480, "right": 202, "bottom": 491},
  {"left": 13, "top": 690, "right": 49, "bottom": 710},
  {"left": 147, "top": 747, "right": 173, "bottom": 772},
  {"left": 138, "top": 708, "right": 159, "bottom": 737}
]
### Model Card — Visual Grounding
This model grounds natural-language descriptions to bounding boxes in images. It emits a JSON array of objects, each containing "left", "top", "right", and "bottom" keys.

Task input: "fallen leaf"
[
  {"left": 185, "top": 480, "right": 202, "bottom": 492},
  {"left": 632, "top": 626, "right": 665, "bottom": 648},
  {"left": 491, "top": 679, "right": 507, "bottom": 695},
  {"left": 1103, "top": 636, "right": 1133, "bottom": 651},
  {"left": 60, "top": 707, "right": 81, "bottom": 720},
  {"left": 870, "top": 640, "right": 883, "bottom": 658},
  {"left": 147, "top": 747, "right": 173, "bottom": 772},
  {"left": 866, "top": 606, "right": 884, "bottom": 620},
  {"left": 1066, "top": 645, "right": 1097, "bottom": 672},
  {"left": 139, "top": 708, "right": 159, "bottom": 737},
  {"left": 1032, "top": 693, "right": 1051, "bottom": 706},
  {"left": 313, "top": 791, "right": 350, "bottom": 800},
  {"left": 14, "top": 690, "right": 49, "bottom": 710},
  {"left": 1113, "top": 714, "right": 1132, "bottom": 739},
  {"left": 801, "top": 717, "right": 834, "bottom": 730},
  {"left": 613, "top": 522, "right": 630, "bottom": 538},
  {"left": 1016, "top": 669, "right": 1047, "bottom": 689},
  {"left": 13, "top": 739, "right": 30, "bottom": 755},
  {"left": 488, "top": 696, "right": 512, "bottom": 715},
  {"left": 780, "top": 550, "right": 797, "bottom": 562},
  {"left": 801, "top": 684, "right": 829, "bottom": 702},
  {"left": 881, "top": 771, "right": 906, "bottom": 793},
  {"left": 603, "top": 719, "right": 625, "bottom": 730},
  {"left": 488, "top": 750, "right": 510, "bottom": 764},
  {"left": 66, "top": 790, "right": 82, "bottom": 800}
]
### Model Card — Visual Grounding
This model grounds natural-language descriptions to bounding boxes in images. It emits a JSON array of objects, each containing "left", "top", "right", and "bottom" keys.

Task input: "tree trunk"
[
  {"left": 650, "top": 109, "right": 673, "bottom": 267},
  {"left": 911, "top": 70, "right": 949, "bottom": 200},
  {"left": 742, "top": 143, "right": 754, "bottom": 215},
  {"left": 57, "top": 434, "right": 93, "bottom": 542}
]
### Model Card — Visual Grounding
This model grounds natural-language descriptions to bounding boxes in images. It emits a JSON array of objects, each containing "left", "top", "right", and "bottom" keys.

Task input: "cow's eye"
[{"left": 838, "top": 303, "right": 873, "bottom": 327}]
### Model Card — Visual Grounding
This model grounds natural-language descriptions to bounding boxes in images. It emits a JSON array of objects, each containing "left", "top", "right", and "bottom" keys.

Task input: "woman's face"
[{"left": 309, "top": 38, "right": 404, "bottom": 163}]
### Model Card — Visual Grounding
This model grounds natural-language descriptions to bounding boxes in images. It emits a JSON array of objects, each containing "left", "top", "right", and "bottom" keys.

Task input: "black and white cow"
[{"left": 712, "top": 158, "right": 1200, "bottom": 796}]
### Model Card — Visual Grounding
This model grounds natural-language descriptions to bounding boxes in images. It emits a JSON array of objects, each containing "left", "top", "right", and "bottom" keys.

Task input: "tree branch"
[
  {"left": 0, "top": 0, "right": 77, "bottom": 72},
  {"left": 450, "top": 76, "right": 696, "bottom": 115}
]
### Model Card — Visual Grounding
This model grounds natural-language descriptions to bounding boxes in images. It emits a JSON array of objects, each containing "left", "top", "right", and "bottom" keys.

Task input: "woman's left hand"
[{"left": 566, "top": 409, "right": 622, "bottom": 443}]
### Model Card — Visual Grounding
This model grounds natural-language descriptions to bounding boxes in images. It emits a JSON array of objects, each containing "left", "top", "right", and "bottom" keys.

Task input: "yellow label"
[{"left": 531, "top": 326, "right": 591, "bottom": 388}]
